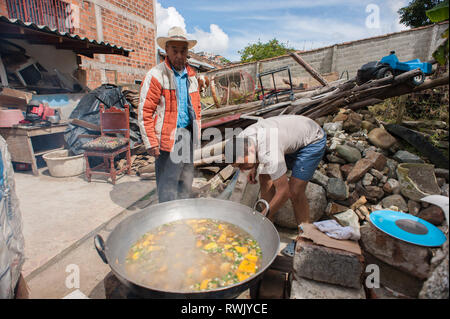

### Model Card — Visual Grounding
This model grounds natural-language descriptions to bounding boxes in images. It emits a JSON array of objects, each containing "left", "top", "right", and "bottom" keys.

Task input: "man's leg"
[
  {"left": 155, "top": 151, "right": 184, "bottom": 203},
  {"left": 289, "top": 176, "right": 310, "bottom": 224},
  {"left": 259, "top": 174, "right": 276, "bottom": 203},
  {"left": 177, "top": 126, "right": 194, "bottom": 199}
]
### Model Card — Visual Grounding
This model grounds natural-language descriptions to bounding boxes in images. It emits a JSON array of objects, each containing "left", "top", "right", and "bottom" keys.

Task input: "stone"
[
  {"left": 361, "top": 120, "right": 376, "bottom": 132},
  {"left": 356, "top": 183, "right": 385, "bottom": 203},
  {"left": 365, "top": 150, "right": 387, "bottom": 171},
  {"left": 290, "top": 276, "right": 366, "bottom": 299},
  {"left": 323, "top": 122, "right": 343, "bottom": 136},
  {"left": 368, "top": 128, "right": 397, "bottom": 150},
  {"left": 326, "top": 178, "right": 349, "bottom": 201},
  {"left": 333, "top": 209, "right": 361, "bottom": 236},
  {"left": 381, "top": 176, "right": 388, "bottom": 184},
  {"left": 407, "top": 200, "right": 422, "bottom": 216},
  {"left": 393, "top": 150, "right": 425, "bottom": 164},
  {"left": 335, "top": 145, "right": 361, "bottom": 163},
  {"left": 442, "top": 184, "right": 449, "bottom": 197},
  {"left": 311, "top": 170, "right": 329, "bottom": 188},
  {"left": 274, "top": 182, "right": 327, "bottom": 228},
  {"left": 383, "top": 178, "right": 401, "bottom": 195},
  {"left": 335, "top": 190, "right": 360, "bottom": 207},
  {"left": 397, "top": 163, "right": 442, "bottom": 201},
  {"left": 326, "top": 163, "right": 343, "bottom": 179},
  {"left": 381, "top": 194, "right": 408, "bottom": 212},
  {"left": 434, "top": 168, "right": 449, "bottom": 182},
  {"left": 360, "top": 223, "right": 432, "bottom": 280},
  {"left": 419, "top": 241, "right": 449, "bottom": 299},
  {"left": 364, "top": 252, "right": 425, "bottom": 298},
  {"left": 347, "top": 159, "right": 373, "bottom": 183},
  {"left": 417, "top": 206, "right": 445, "bottom": 225},
  {"left": 343, "top": 112, "right": 363, "bottom": 133},
  {"left": 325, "top": 202, "right": 349, "bottom": 216},
  {"left": 327, "top": 154, "right": 346, "bottom": 164},
  {"left": 333, "top": 113, "right": 348, "bottom": 123},
  {"left": 369, "top": 168, "right": 384, "bottom": 180},
  {"left": 437, "top": 177, "right": 446, "bottom": 187},
  {"left": 314, "top": 116, "right": 329, "bottom": 127},
  {"left": 386, "top": 159, "right": 399, "bottom": 179},
  {"left": 340, "top": 164, "right": 354, "bottom": 179},
  {"left": 293, "top": 238, "right": 364, "bottom": 289},
  {"left": 362, "top": 173, "right": 374, "bottom": 186}
]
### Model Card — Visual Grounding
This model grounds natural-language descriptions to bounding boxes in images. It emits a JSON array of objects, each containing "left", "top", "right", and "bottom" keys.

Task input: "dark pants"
[{"left": 155, "top": 127, "right": 194, "bottom": 203}]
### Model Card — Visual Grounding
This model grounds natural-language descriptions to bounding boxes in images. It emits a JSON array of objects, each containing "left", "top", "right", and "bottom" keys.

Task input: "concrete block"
[
  {"left": 257, "top": 269, "right": 287, "bottom": 299},
  {"left": 360, "top": 223, "right": 431, "bottom": 280},
  {"left": 364, "top": 252, "right": 425, "bottom": 298},
  {"left": 293, "top": 238, "right": 364, "bottom": 288},
  {"left": 290, "top": 276, "right": 366, "bottom": 299}
]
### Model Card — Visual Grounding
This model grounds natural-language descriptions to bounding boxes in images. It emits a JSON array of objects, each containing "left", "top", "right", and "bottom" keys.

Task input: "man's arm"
[
  {"left": 262, "top": 174, "right": 290, "bottom": 221},
  {"left": 138, "top": 71, "right": 163, "bottom": 156}
]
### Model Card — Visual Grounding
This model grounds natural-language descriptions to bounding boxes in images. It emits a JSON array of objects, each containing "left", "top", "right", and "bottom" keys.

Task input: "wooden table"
[{"left": 0, "top": 122, "right": 68, "bottom": 175}]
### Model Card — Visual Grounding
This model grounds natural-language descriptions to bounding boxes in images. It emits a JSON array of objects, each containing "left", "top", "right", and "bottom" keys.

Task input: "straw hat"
[{"left": 157, "top": 26, "right": 197, "bottom": 50}]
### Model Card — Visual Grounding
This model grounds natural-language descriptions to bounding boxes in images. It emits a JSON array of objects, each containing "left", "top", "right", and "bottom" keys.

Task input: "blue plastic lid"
[{"left": 369, "top": 210, "right": 447, "bottom": 247}]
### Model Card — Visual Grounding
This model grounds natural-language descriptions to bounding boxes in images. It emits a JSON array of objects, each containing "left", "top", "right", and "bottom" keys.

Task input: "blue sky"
[{"left": 157, "top": 0, "right": 410, "bottom": 61}]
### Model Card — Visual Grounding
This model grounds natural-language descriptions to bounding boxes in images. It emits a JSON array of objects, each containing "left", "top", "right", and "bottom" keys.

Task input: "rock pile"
[
  {"left": 278, "top": 108, "right": 449, "bottom": 299},
  {"left": 276, "top": 108, "right": 448, "bottom": 230}
]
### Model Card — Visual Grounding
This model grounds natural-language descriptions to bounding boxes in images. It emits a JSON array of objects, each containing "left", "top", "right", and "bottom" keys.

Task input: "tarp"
[{"left": 64, "top": 84, "right": 142, "bottom": 156}]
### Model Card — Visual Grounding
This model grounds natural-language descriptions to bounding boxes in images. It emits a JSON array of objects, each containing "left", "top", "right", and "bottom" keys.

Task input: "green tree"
[
  {"left": 398, "top": 0, "right": 444, "bottom": 28},
  {"left": 238, "top": 39, "right": 295, "bottom": 63},
  {"left": 426, "top": 0, "right": 449, "bottom": 65}
]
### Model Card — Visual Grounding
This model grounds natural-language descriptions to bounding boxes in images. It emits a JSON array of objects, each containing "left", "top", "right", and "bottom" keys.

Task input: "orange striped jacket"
[{"left": 138, "top": 59, "right": 201, "bottom": 152}]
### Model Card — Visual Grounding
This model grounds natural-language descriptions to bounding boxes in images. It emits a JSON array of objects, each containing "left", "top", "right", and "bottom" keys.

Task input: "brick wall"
[
  {"left": 0, "top": 0, "right": 7, "bottom": 16},
  {"left": 206, "top": 22, "right": 448, "bottom": 91},
  {"left": 1, "top": 0, "right": 156, "bottom": 89},
  {"left": 70, "top": 0, "right": 157, "bottom": 89}
]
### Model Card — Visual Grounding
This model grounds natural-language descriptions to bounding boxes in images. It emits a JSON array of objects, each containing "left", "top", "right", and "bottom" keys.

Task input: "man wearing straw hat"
[{"left": 138, "top": 27, "right": 201, "bottom": 203}]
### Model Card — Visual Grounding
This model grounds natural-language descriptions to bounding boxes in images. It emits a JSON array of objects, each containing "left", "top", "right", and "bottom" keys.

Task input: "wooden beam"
[{"left": 290, "top": 52, "right": 328, "bottom": 87}]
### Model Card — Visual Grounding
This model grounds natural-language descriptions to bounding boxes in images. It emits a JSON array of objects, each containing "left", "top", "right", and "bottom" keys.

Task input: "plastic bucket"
[{"left": 43, "top": 150, "right": 85, "bottom": 177}]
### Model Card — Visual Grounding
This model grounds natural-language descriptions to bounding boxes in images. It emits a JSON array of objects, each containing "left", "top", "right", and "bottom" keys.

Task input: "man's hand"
[
  {"left": 147, "top": 147, "right": 160, "bottom": 158},
  {"left": 247, "top": 167, "right": 257, "bottom": 184}
]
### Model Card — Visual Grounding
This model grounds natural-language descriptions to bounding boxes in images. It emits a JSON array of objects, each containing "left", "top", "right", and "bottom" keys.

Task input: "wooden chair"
[{"left": 82, "top": 103, "right": 131, "bottom": 185}]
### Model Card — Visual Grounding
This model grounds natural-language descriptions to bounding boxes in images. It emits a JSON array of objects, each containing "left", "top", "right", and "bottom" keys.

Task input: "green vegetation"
[
  {"left": 426, "top": 0, "right": 449, "bottom": 65},
  {"left": 398, "top": 0, "right": 445, "bottom": 28},
  {"left": 238, "top": 38, "right": 295, "bottom": 63}
]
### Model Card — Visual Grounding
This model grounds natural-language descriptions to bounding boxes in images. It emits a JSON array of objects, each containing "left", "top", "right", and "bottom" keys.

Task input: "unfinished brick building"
[{"left": 0, "top": 0, "right": 157, "bottom": 89}]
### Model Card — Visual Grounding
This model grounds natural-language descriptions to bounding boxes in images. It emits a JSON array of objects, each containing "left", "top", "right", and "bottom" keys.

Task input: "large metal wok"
[{"left": 94, "top": 198, "right": 280, "bottom": 299}]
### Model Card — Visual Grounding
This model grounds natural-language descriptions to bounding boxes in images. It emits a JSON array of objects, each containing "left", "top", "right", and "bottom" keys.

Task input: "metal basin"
[{"left": 95, "top": 198, "right": 280, "bottom": 299}]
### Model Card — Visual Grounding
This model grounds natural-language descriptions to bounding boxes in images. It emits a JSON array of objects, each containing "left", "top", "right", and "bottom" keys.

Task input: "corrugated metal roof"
[{"left": 0, "top": 15, "right": 132, "bottom": 57}]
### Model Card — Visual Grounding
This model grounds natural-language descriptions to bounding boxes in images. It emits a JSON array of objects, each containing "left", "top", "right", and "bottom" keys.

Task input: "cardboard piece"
[{"left": 299, "top": 223, "right": 362, "bottom": 255}]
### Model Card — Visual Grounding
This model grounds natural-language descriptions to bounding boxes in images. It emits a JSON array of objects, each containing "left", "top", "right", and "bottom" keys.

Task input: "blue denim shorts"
[{"left": 285, "top": 134, "right": 327, "bottom": 181}]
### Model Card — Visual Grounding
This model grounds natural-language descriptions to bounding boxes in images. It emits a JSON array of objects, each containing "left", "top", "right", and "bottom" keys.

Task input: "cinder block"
[
  {"left": 293, "top": 238, "right": 364, "bottom": 289},
  {"left": 290, "top": 276, "right": 366, "bottom": 299},
  {"left": 257, "top": 269, "right": 287, "bottom": 299},
  {"left": 364, "top": 252, "right": 424, "bottom": 298}
]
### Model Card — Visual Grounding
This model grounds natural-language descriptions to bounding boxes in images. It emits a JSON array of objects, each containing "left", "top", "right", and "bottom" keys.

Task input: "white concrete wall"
[{"left": 206, "top": 22, "right": 448, "bottom": 90}]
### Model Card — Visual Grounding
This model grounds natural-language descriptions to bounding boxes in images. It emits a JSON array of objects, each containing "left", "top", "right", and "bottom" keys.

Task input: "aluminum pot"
[{"left": 94, "top": 198, "right": 280, "bottom": 299}]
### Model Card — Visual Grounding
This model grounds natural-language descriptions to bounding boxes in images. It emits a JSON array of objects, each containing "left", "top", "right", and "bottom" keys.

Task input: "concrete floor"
[{"left": 14, "top": 168, "right": 156, "bottom": 279}]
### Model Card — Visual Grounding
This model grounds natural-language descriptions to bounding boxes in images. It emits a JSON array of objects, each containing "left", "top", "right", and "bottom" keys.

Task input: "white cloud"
[
  {"left": 155, "top": 2, "right": 229, "bottom": 54},
  {"left": 155, "top": 2, "right": 187, "bottom": 37},
  {"left": 191, "top": 24, "right": 229, "bottom": 54}
]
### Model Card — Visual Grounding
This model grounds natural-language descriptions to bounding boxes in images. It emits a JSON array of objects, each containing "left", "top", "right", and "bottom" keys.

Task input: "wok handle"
[
  {"left": 94, "top": 235, "right": 108, "bottom": 264},
  {"left": 253, "top": 199, "right": 270, "bottom": 218}
]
